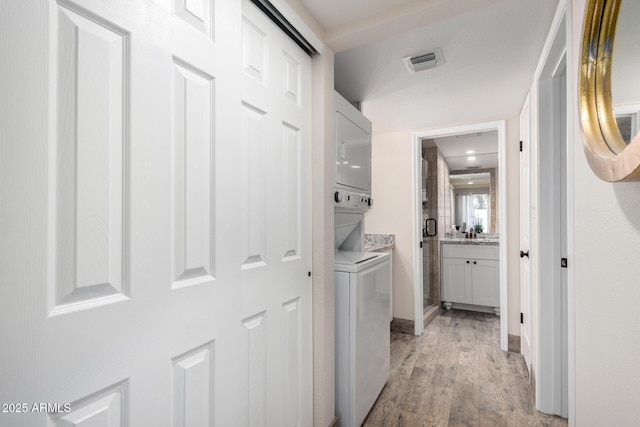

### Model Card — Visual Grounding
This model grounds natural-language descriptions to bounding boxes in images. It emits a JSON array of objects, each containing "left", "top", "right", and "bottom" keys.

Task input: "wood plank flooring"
[{"left": 363, "top": 310, "right": 568, "bottom": 427}]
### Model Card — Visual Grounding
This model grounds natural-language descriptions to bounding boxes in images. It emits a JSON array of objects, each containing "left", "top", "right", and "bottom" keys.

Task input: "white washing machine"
[
  {"left": 334, "top": 251, "right": 390, "bottom": 427},
  {"left": 334, "top": 91, "right": 389, "bottom": 426}
]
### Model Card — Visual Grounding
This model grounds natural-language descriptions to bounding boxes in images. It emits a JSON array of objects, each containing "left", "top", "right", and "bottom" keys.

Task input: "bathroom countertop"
[
  {"left": 365, "top": 234, "right": 395, "bottom": 252},
  {"left": 440, "top": 237, "right": 500, "bottom": 246}
]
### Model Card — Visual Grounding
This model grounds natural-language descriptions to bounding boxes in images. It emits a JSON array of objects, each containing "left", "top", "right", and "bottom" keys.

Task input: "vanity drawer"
[{"left": 442, "top": 244, "right": 499, "bottom": 260}]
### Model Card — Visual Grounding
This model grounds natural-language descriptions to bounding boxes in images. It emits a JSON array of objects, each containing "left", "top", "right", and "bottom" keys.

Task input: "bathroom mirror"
[
  {"left": 580, "top": 0, "right": 640, "bottom": 181},
  {"left": 450, "top": 172, "right": 493, "bottom": 233},
  {"left": 611, "top": 0, "right": 640, "bottom": 144}
]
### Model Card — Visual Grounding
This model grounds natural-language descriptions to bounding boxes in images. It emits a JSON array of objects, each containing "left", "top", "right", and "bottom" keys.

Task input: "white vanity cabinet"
[{"left": 441, "top": 243, "right": 500, "bottom": 315}]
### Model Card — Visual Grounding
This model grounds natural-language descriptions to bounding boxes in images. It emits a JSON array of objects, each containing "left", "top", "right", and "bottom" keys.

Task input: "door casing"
[{"left": 411, "top": 120, "right": 508, "bottom": 350}]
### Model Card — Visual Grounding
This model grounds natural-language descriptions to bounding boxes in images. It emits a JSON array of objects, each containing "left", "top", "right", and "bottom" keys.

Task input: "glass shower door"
[{"left": 421, "top": 157, "right": 433, "bottom": 310}]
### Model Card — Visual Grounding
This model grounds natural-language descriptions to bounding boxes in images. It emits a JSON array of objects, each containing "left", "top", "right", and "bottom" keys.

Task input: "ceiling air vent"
[{"left": 402, "top": 48, "right": 444, "bottom": 73}]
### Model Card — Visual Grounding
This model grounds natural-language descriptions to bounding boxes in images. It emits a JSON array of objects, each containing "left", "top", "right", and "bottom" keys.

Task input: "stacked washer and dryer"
[{"left": 334, "top": 92, "right": 391, "bottom": 427}]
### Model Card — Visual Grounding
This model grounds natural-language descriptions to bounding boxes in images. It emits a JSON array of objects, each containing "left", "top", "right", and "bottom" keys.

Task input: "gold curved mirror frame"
[{"left": 580, "top": 0, "right": 640, "bottom": 181}]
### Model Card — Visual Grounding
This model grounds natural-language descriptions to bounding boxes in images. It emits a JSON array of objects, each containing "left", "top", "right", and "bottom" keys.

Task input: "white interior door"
[
  {"left": 239, "top": 1, "right": 313, "bottom": 425},
  {"left": 559, "top": 70, "right": 569, "bottom": 419},
  {"left": 520, "top": 95, "right": 532, "bottom": 371},
  {"left": 0, "top": 0, "right": 312, "bottom": 425},
  {"left": 1, "top": 0, "right": 244, "bottom": 425}
]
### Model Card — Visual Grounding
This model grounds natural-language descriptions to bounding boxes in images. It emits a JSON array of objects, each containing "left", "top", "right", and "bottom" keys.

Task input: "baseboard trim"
[
  {"left": 390, "top": 317, "right": 414, "bottom": 335},
  {"left": 423, "top": 305, "right": 440, "bottom": 330},
  {"left": 508, "top": 334, "right": 521, "bottom": 353},
  {"left": 529, "top": 365, "right": 536, "bottom": 404}
]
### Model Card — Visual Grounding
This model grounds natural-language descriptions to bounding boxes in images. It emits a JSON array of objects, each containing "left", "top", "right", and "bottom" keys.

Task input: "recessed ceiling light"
[
  {"left": 466, "top": 150, "right": 476, "bottom": 154},
  {"left": 467, "top": 156, "right": 476, "bottom": 161}
]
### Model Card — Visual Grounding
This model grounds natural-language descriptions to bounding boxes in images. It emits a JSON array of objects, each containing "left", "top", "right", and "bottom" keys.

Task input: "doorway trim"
[
  {"left": 411, "top": 120, "right": 508, "bottom": 351},
  {"left": 531, "top": 0, "right": 572, "bottom": 419}
]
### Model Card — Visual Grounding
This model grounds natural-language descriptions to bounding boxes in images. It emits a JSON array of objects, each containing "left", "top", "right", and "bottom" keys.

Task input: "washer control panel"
[{"left": 334, "top": 189, "right": 372, "bottom": 210}]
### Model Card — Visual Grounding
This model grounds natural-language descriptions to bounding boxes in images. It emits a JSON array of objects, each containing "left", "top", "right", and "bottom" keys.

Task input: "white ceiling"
[
  {"left": 321, "top": 0, "right": 559, "bottom": 134},
  {"left": 433, "top": 131, "right": 498, "bottom": 171},
  {"left": 298, "top": 0, "right": 504, "bottom": 53},
  {"left": 450, "top": 172, "right": 491, "bottom": 188},
  {"left": 297, "top": 0, "right": 417, "bottom": 32}
]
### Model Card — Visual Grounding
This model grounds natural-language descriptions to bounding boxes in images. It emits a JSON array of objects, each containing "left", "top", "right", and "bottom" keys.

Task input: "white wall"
[
  {"left": 571, "top": 0, "right": 640, "bottom": 424},
  {"left": 311, "top": 50, "right": 336, "bottom": 427},
  {"left": 366, "top": 120, "right": 522, "bottom": 337},
  {"left": 365, "top": 130, "right": 415, "bottom": 320}
]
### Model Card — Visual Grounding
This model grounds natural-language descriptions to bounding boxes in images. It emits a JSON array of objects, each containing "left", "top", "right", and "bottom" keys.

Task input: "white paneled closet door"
[
  {"left": 1, "top": 0, "right": 311, "bottom": 425},
  {"left": 239, "top": 1, "right": 313, "bottom": 426}
]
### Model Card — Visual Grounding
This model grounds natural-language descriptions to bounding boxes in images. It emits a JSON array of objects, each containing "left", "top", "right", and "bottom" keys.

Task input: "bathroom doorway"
[{"left": 412, "top": 121, "right": 508, "bottom": 351}]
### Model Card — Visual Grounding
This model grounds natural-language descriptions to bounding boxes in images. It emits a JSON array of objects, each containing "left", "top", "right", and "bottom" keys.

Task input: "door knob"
[{"left": 520, "top": 250, "right": 529, "bottom": 258}]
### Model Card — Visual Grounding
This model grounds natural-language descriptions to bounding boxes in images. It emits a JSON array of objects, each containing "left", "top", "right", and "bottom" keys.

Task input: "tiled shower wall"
[{"left": 491, "top": 167, "right": 499, "bottom": 233}]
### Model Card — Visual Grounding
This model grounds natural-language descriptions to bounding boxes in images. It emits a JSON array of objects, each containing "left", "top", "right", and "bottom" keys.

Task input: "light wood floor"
[{"left": 363, "top": 310, "right": 568, "bottom": 427}]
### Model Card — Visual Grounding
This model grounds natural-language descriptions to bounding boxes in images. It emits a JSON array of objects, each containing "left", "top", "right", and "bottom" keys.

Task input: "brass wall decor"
[{"left": 580, "top": 0, "right": 640, "bottom": 181}]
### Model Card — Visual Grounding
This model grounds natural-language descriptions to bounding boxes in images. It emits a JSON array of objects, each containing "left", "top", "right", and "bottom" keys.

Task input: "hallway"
[{"left": 364, "top": 310, "right": 568, "bottom": 426}]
